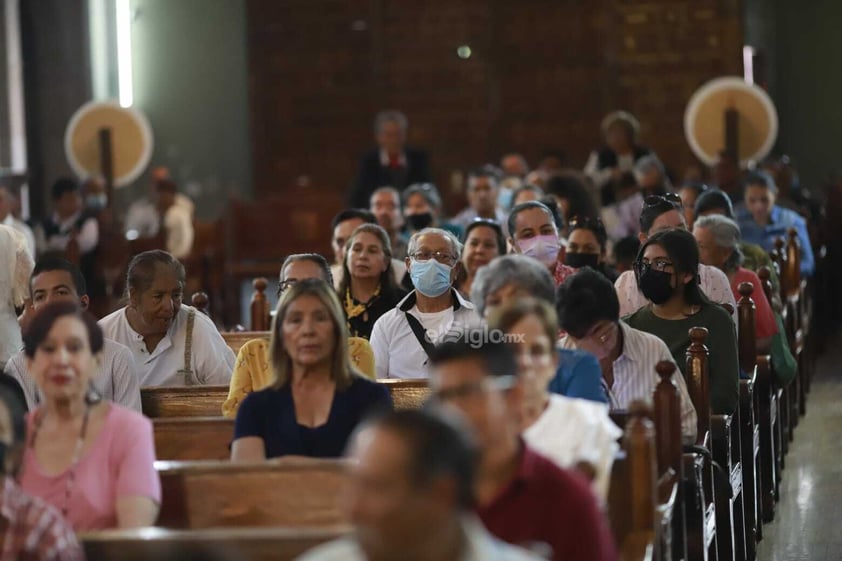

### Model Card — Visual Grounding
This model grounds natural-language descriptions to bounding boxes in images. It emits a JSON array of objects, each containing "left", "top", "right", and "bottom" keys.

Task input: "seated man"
[
  {"left": 370, "top": 228, "right": 481, "bottom": 379},
  {"left": 614, "top": 194, "right": 737, "bottom": 317},
  {"left": 154, "top": 179, "right": 195, "bottom": 259},
  {"left": 299, "top": 409, "right": 543, "bottom": 561},
  {"left": 428, "top": 337, "right": 618, "bottom": 561},
  {"left": 737, "top": 171, "right": 815, "bottom": 277},
  {"left": 452, "top": 168, "right": 508, "bottom": 234},
  {"left": 0, "top": 384, "right": 83, "bottom": 561},
  {"left": 36, "top": 177, "right": 98, "bottom": 257},
  {"left": 472, "top": 254, "right": 607, "bottom": 403},
  {"left": 557, "top": 268, "right": 697, "bottom": 443},
  {"left": 330, "top": 209, "right": 406, "bottom": 288},
  {"left": 369, "top": 186, "right": 408, "bottom": 260},
  {"left": 507, "top": 201, "right": 575, "bottom": 286},
  {"left": 6, "top": 257, "right": 142, "bottom": 411}
]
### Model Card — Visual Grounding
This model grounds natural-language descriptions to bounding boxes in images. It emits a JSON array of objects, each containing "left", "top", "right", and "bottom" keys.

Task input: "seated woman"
[
  {"left": 231, "top": 279, "right": 392, "bottom": 460},
  {"left": 0, "top": 224, "right": 33, "bottom": 371},
  {"left": 693, "top": 215, "right": 778, "bottom": 353},
  {"left": 98, "top": 250, "right": 235, "bottom": 387},
  {"left": 471, "top": 254, "right": 607, "bottom": 404},
  {"left": 489, "top": 297, "right": 621, "bottom": 501},
  {"left": 20, "top": 301, "right": 160, "bottom": 531},
  {"left": 624, "top": 228, "right": 740, "bottom": 415},
  {"left": 222, "top": 253, "right": 375, "bottom": 418},
  {"left": 339, "top": 224, "right": 406, "bottom": 340},
  {"left": 564, "top": 216, "right": 619, "bottom": 281},
  {"left": 678, "top": 181, "right": 709, "bottom": 229},
  {"left": 454, "top": 219, "right": 507, "bottom": 299}
]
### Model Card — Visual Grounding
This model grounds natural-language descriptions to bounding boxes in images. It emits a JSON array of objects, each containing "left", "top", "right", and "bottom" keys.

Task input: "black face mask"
[
  {"left": 564, "top": 252, "right": 600, "bottom": 269},
  {"left": 406, "top": 212, "right": 433, "bottom": 231},
  {"left": 637, "top": 268, "right": 674, "bottom": 305}
]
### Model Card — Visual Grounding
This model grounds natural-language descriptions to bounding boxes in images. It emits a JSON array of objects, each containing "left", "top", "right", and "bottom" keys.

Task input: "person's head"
[
  {"left": 374, "top": 110, "right": 408, "bottom": 155},
  {"left": 0, "top": 385, "right": 25, "bottom": 475},
  {"left": 342, "top": 223, "right": 397, "bottom": 294},
  {"left": 278, "top": 253, "right": 332, "bottom": 297},
  {"left": 125, "top": 250, "right": 186, "bottom": 336},
  {"left": 538, "top": 151, "right": 565, "bottom": 173},
  {"left": 23, "top": 301, "right": 104, "bottom": 406},
  {"left": 693, "top": 189, "right": 735, "bottom": 220},
  {"left": 693, "top": 215, "right": 743, "bottom": 274},
  {"left": 30, "top": 257, "right": 89, "bottom": 310},
  {"left": 269, "top": 278, "right": 354, "bottom": 389},
  {"left": 331, "top": 209, "right": 377, "bottom": 266},
  {"left": 155, "top": 179, "right": 178, "bottom": 212},
  {"left": 50, "top": 177, "right": 82, "bottom": 219},
  {"left": 507, "top": 201, "right": 561, "bottom": 270},
  {"left": 635, "top": 229, "right": 704, "bottom": 307},
  {"left": 678, "top": 182, "right": 709, "bottom": 228},
  {"left": 511, "top": 184, "right": 544, "bottom": 207},
  {"left": 713, "top": 150, "right": 740, "bottom": 191},
  {"left": 488, "top": 298, "right": 559, "bottom": 404},
  {"left": 601, "top": 111, "right": 639, "bottom": 153},
  {"left": 369, "top": 187, "right": 403, "bottom": 234},
  {"left": 402, "top": 183, "right": 442, "bottom": 231},
  {"left": 0, "top": 186, "right": 14, "bottom": 220},
  {"left": 743, "top": 171, "right": 777, "bottom": 224},
  {"left": 81, "top": 176, "right": 107, "bottom": 211},
  {"left": 565, "top": 216, "right": 608, "bottom": 269},
  {"left": 406, "top": 228, "right": 462, "bottom": 298},
  {"left": 639, "top": 193, "right": 685, "bottom": 240},
  {"left": 634, "top": 155, "right": 672, "bottom": 197},
  {"left": 460, "top": 220, "right": 505, "bottom": 279},
  {"left": 343, "top": 409, "right": 477, "bottom": 558},
  {"left": 471, "top": 254, "right": 555, "bottom": 319},
  {"left": 612, "top": 236, "right": 641, "bottom": 274},
  {"left": 428, "top": 337, "right": 520, "bottom": 451},
  {"left": 543, "top": 172, "right": 597, "bottom": 224},
  {"left": 500, "top": 153, "right": 529, "bottom": 178},
  {"left": 466, "top": 169, "right": 499, "bottom": 216},
  {"left": 556, "top": 267, "right": 621, "bottom": 360}
]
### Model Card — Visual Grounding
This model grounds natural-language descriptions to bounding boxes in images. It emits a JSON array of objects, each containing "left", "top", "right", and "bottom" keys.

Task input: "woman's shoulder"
[
  {"left": 241, "top": 385, "right": 288, "bottom": 408},
  {"left": 104, "top": 402, "right": 152, "bottom": 430},
  {"left": 700, "top": 300, "right": 736, "bottom": 325},
  {"left": 344, "top": 376, "right": 391, "bottom": 404}
]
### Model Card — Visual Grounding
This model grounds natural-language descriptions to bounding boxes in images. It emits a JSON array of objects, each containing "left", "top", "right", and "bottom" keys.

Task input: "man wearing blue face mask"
[{"left": 370, "top": 228, "right": 482, "bottom": 379}]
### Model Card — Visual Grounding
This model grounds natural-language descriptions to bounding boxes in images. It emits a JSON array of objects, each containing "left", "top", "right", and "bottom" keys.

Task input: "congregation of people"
[{"left": 0, "top": 107, "right": 829, "bottom": 560}]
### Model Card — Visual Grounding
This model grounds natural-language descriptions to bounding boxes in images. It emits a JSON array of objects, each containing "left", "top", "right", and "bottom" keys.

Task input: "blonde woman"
[{"left": 231, "top": 279, "right": 392, "bottom": 461}]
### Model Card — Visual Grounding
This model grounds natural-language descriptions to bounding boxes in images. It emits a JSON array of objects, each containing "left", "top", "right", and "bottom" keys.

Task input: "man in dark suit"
[{"left": 349, "top": 110, "right": 431, "bottom": 208}]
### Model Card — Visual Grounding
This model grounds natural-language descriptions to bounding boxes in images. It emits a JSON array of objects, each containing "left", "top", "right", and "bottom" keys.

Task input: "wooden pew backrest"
[{"left": 154, "top": 417, "right": 234, "bottom": 461}]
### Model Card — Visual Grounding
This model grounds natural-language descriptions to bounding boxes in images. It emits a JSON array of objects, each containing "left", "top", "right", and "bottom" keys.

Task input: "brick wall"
[{"left": 247, "top": 0, "right": 743, "bottom": 209}]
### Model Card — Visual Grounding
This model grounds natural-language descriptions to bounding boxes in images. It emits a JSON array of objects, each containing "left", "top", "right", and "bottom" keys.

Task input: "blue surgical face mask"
[
  {"left": 85, "top": 194, "right": 107, "bottom": 210},
  {"left": 410, "top": 259, "right": 453, "bottom": 297}
]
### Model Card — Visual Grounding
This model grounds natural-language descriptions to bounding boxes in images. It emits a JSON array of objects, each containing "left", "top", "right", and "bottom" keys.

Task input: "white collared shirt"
[
  {"left": 523, "top": 394, "right": 621, "bottom": 502},
  {"left": 41, "top": 211, "right": 98, "bottom": 254},
  {"left": 560, "top": 321, "right": 698, "bottom": 444},
  {"left": 98, "top": 305, "right": 235, "bottom": 387},
  {"left": 614, "top": 263, "right": 737, "bottom": 320},
  {"left": 370, "top": 290, "right": 482, "bottom": 379},
  {"left": 296, "top": 516, "right": 544, "bottom": 561},
  {"left": 4, "top": 338, "right": 142, "bottom": 412}
]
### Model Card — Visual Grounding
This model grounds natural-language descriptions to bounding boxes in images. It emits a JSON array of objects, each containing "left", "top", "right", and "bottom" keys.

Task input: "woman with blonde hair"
[{"left": 231, "top": 279, "right": 392, "bottom": 461}]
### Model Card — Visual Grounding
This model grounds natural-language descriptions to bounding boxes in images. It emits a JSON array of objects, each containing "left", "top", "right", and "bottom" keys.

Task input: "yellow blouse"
[{"left": 221, "top": 336, "right": 376, "bottom": 418}]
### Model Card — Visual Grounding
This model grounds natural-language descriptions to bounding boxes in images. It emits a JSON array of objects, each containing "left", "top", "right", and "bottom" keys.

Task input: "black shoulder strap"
[{"left": 405, "top": 312, "right": 436, "bottom": 359}]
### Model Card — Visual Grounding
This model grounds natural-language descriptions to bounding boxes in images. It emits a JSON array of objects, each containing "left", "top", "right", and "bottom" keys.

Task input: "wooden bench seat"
[
  {"left": 154, "top": 417, "right": 234, "bottom": 461},
  {"left": 82, "top": 525, "right": 349, "bottom": 561}
]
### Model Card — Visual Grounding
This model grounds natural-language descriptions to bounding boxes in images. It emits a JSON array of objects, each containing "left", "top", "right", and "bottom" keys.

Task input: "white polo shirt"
[
  {"left": 98, "top": 305, "right": 235, "bottom": 387},
  {"left": 370, "top": 290, "right": 482, "bottom": 379}
]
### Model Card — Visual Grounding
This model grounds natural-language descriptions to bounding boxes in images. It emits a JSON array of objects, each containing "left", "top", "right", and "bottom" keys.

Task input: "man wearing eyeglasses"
[
  {"left": 370, "top": 228, "right": 481, "bottom": 379},
  {"left": 613, "top": 195, "right": 737, "bottom": 318},
  {"left": 427, "top": 337, "right": 618, "bottom": 561}
]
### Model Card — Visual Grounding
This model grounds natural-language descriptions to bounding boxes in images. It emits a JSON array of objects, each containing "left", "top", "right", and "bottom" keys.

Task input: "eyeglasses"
[
  {"left": 644, "top": 193, "right": 683, "bottom": 209},
  {"left": 278, "top": 279, "right": 297, "bottom": 296},
  {"left": 410, "top": 250, "right": 457, "bottom": 265},
  {"left": 634, "top": 258, "right": 674, "bottom": 274},
  {"left": 430, "top": 375, "right": 517, "bottom": 403}
]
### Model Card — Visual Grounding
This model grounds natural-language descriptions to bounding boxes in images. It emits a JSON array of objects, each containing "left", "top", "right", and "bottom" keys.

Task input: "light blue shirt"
[
  {"left": 548, "top": 348, "right": 608, "bottom": 404},
  {"left": 737, "top": 205, "right": 814, "bottom": 276}
]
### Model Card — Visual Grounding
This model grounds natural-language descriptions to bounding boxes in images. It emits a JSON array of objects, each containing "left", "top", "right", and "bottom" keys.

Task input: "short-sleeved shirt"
[
  {"left": 731, "top": 267, "right": 778, "bottom": 339},
  {"left": 477, "top": 444, "right": 618, "bottom": 561},
  {"left": 736, "top": 204, "right": 815, "bottom": 276},
  {"left": 234, "top": 376, "right": 393, "bottom": 458},
  {"left": 20, "top": 403, "right": 162, "bottom": 532},
  {"left": 548, "top": 348, "right": 608, "bottom": 404}
]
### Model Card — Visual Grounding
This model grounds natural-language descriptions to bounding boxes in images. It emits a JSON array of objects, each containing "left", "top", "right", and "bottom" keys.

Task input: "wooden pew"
[
  {"left": 154, "top": 417, "right": 234, "bottom": 461},
  {"left": 222, "top": 331, "right": 268, "bottom": 356},
  {"left": 82, "top": 525, "right": 348, "bottom": 561},
  {"left": 758, "top": 266, "right": 783, "bottom": 521},
  {"left": 156, "top": 458, "right": 349, "bottom": 529}
]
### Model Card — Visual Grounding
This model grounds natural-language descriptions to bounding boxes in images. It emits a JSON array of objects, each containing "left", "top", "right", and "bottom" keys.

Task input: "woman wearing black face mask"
[
  {"left": 564, "top": 217, "right": 618, "bottom": 282},
  {"left": 400, "top": 183, "right": 464, "bottom": 241},
  {"left": 623, "top": 228, "right": 739, "bottom": 415}
]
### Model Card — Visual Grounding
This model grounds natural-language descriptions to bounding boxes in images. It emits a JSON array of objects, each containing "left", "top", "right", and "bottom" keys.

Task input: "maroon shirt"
[{"left": 476, "top": 443, "right": 618, "bottom": 561}]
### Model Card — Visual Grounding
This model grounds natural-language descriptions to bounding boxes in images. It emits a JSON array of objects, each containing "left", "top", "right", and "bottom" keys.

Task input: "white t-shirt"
[{"left": 411, "top": 305, "right": 455, "bottom": 343}]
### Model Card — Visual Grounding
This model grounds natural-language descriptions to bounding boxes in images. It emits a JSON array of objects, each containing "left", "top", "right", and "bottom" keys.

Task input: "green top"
[
  {"left": 624, "top": 302, "right": 739, "bottom": 415},
  {"left": 741, "top": 242, "right": 780, "bottom": 294}
]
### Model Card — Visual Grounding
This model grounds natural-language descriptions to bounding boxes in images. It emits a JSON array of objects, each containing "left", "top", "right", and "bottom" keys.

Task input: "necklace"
[
  {"left": 344, "top": 284, "right": 381, "bottom": 322},
  {"left": 29, "top": 403, "right": 92, "bottom": 518}
]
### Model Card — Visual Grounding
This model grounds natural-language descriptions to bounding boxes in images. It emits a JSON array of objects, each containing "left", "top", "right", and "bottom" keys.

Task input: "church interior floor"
[{"left": 756, "top": 334, "right": 842, "bottom": 561}]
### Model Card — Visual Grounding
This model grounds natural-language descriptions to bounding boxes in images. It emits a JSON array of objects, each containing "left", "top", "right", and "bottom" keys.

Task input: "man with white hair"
[
  {"left": 370, "top": 228, "right": 481, "bottom": 379},
  {"left": 349, "top": 110, "right": 431, "bottom": 208}
]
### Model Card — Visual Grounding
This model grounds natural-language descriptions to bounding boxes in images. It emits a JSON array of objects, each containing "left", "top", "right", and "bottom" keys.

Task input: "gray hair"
[
  {"left": 374, "top": 110, "right": 408, "bottom": 135},
  {"left": 370, "top": 186, "right": 401, "bottom": 207},
  {"left": 407, "top": 228, "right": 463, "bottom": 260},
  {"left": 635, "top": 154, "right": 673, "bottom": 191},
  {"left": 402, "top": 183, "right": 442, "bottom": 211},
  {"left": 694, "top": 214, "right": 744, "bottom": 273},
  {"left": 280, "top": 253, "right": 333, "bottom": 286},
  {"left": 470, "top": 255, "right": 555, "bottom": 318},
  {"left": 126, "top": 250, "right": 186, "bottom": 298}
]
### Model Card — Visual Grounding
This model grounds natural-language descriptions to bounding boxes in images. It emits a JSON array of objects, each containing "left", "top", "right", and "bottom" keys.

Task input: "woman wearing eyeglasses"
[
  {"left": 624, "top": 228, "right": 739, "bottom": 415},
  {"left": 338, "top": 224, "right": 406, "bottom": 340},
  {"left": 564, "top": 217, "right": 618, "bottom": 282},
  {"left": 455, "top": 220, "right": 507, "bottom": 299}
]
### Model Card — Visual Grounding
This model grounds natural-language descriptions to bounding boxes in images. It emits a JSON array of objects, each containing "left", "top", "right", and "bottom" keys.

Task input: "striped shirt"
[
  {"left": 0, "top": 476, "right": 83, "bottom": 561},
  {"left": 561, "top": 321, "right": 697, "bottom": 444},
  {"left": 4, "top": 338, "right": 142, "bottom": 412}
]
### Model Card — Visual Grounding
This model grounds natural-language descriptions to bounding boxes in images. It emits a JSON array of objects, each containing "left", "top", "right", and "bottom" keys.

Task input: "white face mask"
[{"left": 518, "top": 234, "right": 561, "bottom": 268}]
